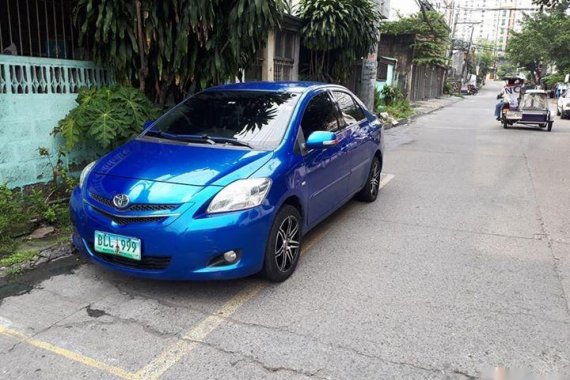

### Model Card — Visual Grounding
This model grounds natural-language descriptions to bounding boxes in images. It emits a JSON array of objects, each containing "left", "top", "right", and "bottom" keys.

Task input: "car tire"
[
  {"left": 548, "top": 122, "right": 553, "bottom": 132},
  {"left": 357, "top": 156, "right": 382, "bottom": 203},
  {"left": 261, "top": 205, "right": 302, "bottom": 282},
  {"left": 503, "top": 119, "right": 508, "bottom": 129},
  {"left": 557, "top": 108, "right": 561, "bottom": 116}
]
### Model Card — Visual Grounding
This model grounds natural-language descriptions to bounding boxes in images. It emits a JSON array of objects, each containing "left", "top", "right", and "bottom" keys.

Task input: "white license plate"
[
  {"left": 94, "top": 231, "right": 141, "bottom": 261},
  {"left": 507, "top": 111, "right": 522, "bottom": 119}
]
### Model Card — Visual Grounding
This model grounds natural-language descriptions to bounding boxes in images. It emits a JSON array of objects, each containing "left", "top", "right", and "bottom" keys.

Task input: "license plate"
[
  {"left": 507, "top": 111, "right": 522, "bottom": 119},
  {"left": 94, "top": 231, "right": 141, "bottom": 261}
]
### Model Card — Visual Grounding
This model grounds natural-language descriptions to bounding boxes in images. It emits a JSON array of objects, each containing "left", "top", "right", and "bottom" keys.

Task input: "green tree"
[
  {"left": 298, "top": 0, "right": 381, "bottom": 83},
  {"left": 473, "top": 40, "right": 496, "bottom": 82},
  {"left": 75, "top": 0, "right": 285, "bottom": 106},
  {"left": 380, "top": 11, "right": 450, "bottom": 66},
  {"left": 507, "top": 3, "right": 570, "bottom": 83}
]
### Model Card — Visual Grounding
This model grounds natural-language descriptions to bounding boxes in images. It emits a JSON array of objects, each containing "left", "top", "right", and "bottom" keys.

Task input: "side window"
[
  {"left": 300, "top": 92, "right": 340, "bottom": 138},
  {"left": 333, "top": 91, "right": 366, "bottom": 127}
]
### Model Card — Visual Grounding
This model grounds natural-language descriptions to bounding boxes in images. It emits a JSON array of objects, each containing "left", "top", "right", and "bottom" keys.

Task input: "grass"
[
  {"left": 0, "top": 249, "right": 38, "bottom": 268},
  {"left": 385, "top": 100, "right": 415, "bottom": 120}
]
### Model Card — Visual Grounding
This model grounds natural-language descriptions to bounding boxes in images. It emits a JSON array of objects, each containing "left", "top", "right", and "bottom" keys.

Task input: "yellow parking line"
[
  {"left": 0, "top": 325, "right": 136, "bottom": 380},
  {"left": 135, "top": 282, "right": 266, "bottom": 380},
  {"left": 136, "top": 173, "right": 395, "bottom": 379},
  {"left": 380, "top": 173, "right": 395, "bottom": 188},
  {"left": 136, "top": 231, "right": 332, "bottom": 380}
]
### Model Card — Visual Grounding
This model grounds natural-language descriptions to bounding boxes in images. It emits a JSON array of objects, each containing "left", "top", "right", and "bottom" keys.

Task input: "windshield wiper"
[
  {"left": 209, "top": 137, "right": 253, "bottom": 149},
  {"left": 146, "top": 131, "right": 215, "bottom": 145},
  {"left": 145, "top": 131, "right": 251, "bottom": 148}
]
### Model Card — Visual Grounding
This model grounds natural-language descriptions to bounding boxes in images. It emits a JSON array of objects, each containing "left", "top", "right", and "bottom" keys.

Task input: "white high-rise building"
[{"left": 432, "top": 0, "right": 539, "bottom": 56}]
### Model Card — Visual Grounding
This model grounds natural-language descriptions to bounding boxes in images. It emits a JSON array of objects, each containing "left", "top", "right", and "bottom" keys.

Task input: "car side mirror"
[
  {"left": 143, "top": 120, "right": 155, "bottom": 129},
  {"left": 305, "top": 131, "right": 337, "bottom": 150}
]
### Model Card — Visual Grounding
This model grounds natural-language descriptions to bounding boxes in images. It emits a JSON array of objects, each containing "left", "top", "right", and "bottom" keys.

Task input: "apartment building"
[{"left": 433, "top": 0, "right": 538, "bottom": 56}]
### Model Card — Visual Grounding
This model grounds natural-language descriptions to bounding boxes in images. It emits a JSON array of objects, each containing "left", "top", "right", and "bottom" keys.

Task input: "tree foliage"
[
  {"left": 298, "top": 0, "right": 381, "bottom": 83},
  {"left": 75, "top": 0, "right": 285, "bottom": 105},
  {"left": 473, "top": 40, "right": 496, "bottom": 81},
  {"left": 507, "top": 2, "right": 570, "bottom": 82},
  {"left": 532, "top": 0, "right": 561, "bottom": 7},
  {"left": 55, "top": 86, "right": 161, "bottom": 151},
  {"left": 380, "top": 11, "right": 450, "bottom": 66}
]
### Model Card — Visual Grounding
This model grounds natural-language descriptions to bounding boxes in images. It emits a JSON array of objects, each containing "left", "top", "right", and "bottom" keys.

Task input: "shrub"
[
  {"left": 0, "top": 185, "right": 27, "bottom": 255},
  {"left": 381, "top": 85, "right": 403, "bottom": 106},
  {"left": 385, "top": 99, "right": 414, "bottom": 120},
  {"left": 55, "top": 86, "right": 161, "bottom": 151}
]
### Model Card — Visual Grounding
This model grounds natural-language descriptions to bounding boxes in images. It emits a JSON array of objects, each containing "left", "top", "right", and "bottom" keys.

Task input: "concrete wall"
[
  {"left": 0, "top": 94, "right": 79, "bottom": 188},
  {"left": 0, "top": 55, "right": 110, "bottom": 188}
]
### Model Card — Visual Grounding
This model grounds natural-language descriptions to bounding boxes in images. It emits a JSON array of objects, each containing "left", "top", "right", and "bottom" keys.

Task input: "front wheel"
[
  {"left": 357, "top": 156, "right": 382, "bottom": 203},
  {"left": 261, "top": 205, "right": 302, "bottom": 282},
  {"left": 547, "top": 122, "right": 553, "bottom": 132}
]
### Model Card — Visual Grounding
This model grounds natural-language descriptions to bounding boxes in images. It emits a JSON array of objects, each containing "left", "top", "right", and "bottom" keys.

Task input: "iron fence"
[{"left": 0, "top": 0, "right": 83, "bottom": 60}]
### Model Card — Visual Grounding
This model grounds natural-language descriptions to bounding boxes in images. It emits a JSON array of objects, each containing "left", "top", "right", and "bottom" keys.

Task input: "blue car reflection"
[{"left": 70, "top": 82, "right": 384, "bottom": 281}]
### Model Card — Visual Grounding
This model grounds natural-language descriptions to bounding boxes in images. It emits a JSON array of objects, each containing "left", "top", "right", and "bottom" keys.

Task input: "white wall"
[{"left": 389, "top": 0, "right": 420, "bottom": 20}]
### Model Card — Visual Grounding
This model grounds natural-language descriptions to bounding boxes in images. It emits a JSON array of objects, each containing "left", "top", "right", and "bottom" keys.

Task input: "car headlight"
[
  {"left": 79, "top": 161, "right": 96, "bottom": 188},
  {"left": 207, "top": 178, "right": 272, "bottom": 214}
]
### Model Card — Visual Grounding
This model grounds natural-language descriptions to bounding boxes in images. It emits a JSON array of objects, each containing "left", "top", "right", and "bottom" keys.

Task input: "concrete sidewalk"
[{"left": 386, "top": 95, "right": 464, "bottom": 129}]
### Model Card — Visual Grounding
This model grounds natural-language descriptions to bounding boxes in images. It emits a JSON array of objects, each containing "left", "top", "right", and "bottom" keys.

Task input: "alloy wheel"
[
  {"left": 274, "top": 215, "right": 300, "bottom": 272},
  {"left": 370, "top": 161, "right": 381, "bottom": 197}
]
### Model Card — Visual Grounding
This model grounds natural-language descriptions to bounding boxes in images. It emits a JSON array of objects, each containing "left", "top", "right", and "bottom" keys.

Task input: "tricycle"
[{"left": 501, "top": 89, "right": 553, "bottom": 132}]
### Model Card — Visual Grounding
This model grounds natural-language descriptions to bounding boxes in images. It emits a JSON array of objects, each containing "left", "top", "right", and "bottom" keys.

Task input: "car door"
[
  {"left": 299, "top": 91, "right": 351, "bottom": 226},
  {"left": 331, "top": 90, "right": 371, "bottom": 194}
]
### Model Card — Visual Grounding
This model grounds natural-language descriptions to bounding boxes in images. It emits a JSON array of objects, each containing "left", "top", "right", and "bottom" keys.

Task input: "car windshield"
[
  {"left": 521, "top": 94, "right": 547, "bottom": 110},
  {"left": 145, "top": 90, "right": 300, "bottom": 150}
]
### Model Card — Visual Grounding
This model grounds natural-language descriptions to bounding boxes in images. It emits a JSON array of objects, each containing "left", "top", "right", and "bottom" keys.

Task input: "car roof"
[{"left": 205, "top": 81, "right": 333, "bottom": 93}]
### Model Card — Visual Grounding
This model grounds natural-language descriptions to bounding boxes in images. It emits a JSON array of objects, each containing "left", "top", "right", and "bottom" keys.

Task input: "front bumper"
[{"left": 70, "top": 187, "right": 275, "bottom": 280}]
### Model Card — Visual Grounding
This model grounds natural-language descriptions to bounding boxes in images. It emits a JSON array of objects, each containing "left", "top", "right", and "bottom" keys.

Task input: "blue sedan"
[{"left": 70, "top": 82, "right": 384, "bottom": 281}]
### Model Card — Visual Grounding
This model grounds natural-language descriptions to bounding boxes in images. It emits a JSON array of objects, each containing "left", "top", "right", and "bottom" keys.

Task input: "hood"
[{"left": 93, "top": 138, "right": 274, "bottom": 187}]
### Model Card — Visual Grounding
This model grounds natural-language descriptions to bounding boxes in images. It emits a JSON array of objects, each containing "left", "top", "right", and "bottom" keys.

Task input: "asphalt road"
[{"left": 1, "top": 82, "right": 569, "bottom": 379}]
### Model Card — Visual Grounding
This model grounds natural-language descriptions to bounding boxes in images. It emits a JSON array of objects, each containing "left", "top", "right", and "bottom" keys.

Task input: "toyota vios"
[{"left": 70, "top": 82, "right": 384, "bottom": 282}]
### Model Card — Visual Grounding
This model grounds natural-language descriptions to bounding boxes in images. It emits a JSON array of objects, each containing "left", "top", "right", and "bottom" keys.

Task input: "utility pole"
[{"left": 461, "top": 25, "right": 476, "bottom": 83}]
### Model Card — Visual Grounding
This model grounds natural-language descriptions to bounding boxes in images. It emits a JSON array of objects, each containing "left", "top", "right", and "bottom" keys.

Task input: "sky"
[{"left": 389, "top": 0, "right": 420, "bottom": 20}]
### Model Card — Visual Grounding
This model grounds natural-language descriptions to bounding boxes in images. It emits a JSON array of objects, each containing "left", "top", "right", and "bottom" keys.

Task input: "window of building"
[
  {"left": 274, "top": 30, "right": 296, "bottom": 60},
  {"left": 377, "top": 62, "right": 388, "bottom": 81}
]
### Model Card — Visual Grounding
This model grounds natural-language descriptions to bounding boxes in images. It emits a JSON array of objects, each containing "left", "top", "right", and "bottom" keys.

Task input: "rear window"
[{"left": 147, "top": 90, "right": 300, "bottom": 150}]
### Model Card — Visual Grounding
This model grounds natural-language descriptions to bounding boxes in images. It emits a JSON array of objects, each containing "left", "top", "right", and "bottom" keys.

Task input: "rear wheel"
[
  {"left": 261, "top": 205, "right": 302, "bottom": 282},
  {"left": 357, "top": 156, "right": 381, "bottom": 203},
  {"left": 503, "top": 119, "right": 508, "bottom": 129},
  {"left": 548, "top": 122, "right": 553, "bottom": 132}
]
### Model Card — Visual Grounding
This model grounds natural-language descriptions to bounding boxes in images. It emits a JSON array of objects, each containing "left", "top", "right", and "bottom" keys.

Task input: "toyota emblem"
[{"left": 113, "top": 194, "right": 130, "bottom": 209}]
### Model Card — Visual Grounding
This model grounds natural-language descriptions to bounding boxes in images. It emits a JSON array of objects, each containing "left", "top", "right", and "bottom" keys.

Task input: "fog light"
[{"left": 223, "top": 250, "right": 238, "bottom": 263}]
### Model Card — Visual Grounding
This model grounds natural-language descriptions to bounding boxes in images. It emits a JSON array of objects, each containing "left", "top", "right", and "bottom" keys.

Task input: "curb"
[
  {"left": 0, "top": 243, "right": 75, "bottom": 281},
  {"left": 385, "top": 97, "right": 464, "bottom": 130}
]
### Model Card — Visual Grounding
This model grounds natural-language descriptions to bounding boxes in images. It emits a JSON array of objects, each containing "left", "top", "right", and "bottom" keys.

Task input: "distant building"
[{"left": 434, "top": 0, "right": 539, "bottom": 57}]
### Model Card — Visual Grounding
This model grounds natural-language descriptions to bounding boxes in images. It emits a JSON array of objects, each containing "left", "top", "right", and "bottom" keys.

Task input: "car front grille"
[
  {"left": 89, "top": 243, "right": 171, "bottom": 270},
  {"left": 91, "top": 206, "right": 168, "bottom": 225},
  {"left": 90, "top": 192, "right": 180, "bottom": 212}
]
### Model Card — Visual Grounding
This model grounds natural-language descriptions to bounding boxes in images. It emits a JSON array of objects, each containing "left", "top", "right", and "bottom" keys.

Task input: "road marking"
[
  {"left": 135, "top": 282, "right": 266, "bottom": 379},
  {"left": 136, "top": 173, "right": 396, "bottom": 379},
  {"left": 0, "top": 325, "right": 136, "bottom": 379},
  {"left": 380, "top": 173, "right": 395, "bottom": 188}
]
